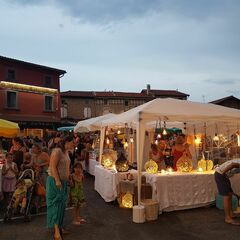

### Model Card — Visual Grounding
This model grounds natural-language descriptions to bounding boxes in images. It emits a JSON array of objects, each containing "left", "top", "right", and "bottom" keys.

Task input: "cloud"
[
  {"left": 226, "top": 90, "right": 240, "bottom": 95},
  {"left": 6, "top": 0, "right": 240, "bottom": 24},
  {"left": 204, "top": 79, "right": 238, "bottom": 85}
]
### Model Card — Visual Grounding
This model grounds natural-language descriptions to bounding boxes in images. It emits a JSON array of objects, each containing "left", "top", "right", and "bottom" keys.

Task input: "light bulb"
[
  {"left": 163, "top": 129, "right": 167, "bottom": 135},
  {"left": 117, "top": 130, "right": 121, "bottom": 134},
  {"left": 157, "top": 134, "right": 161, "bottom": 139},
  {"left": 130, "top": 137, "right": 134, "bottom": 143}
]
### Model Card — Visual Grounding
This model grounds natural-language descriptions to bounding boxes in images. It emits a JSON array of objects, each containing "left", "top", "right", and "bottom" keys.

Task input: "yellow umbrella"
[{"left": 0, "top": 119, "right": 20, "bottom": 138}]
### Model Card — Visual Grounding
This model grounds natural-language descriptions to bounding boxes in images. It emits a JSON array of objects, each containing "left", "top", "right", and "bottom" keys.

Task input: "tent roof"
[
  {"left": 74, "top": 113, "right": 116, "bottom": 133},
  {"left": 102, "top": 98, "right": 240, "bottom": 129}
]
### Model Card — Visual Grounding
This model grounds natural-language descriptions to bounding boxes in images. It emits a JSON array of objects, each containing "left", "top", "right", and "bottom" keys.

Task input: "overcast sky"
[{"left": 1, "top": 0, "right": 240, "bottom": 102}]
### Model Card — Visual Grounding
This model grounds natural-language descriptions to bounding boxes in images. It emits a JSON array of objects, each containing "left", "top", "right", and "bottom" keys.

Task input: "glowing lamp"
[
  {"left": 198, "top": 167, "right": 203, "bottom": 172},
  {"left": 106, "top": 138, "right": 110, "bottom": 145},
  {"left": 144, "top": 159, "right": 158, "bottom": 174},
  {"left": 162, "top": 129, "right": 167, "bottom": 135},
  {"left": 130, "top": 137, "right": 134, "bottom": 143},
  {"left": 176, "top": 156, "right": 193, "bottom": 172},
  {"left": 167, "top": 167, "right": 173, "bottom": 172},
  {"left": 194, "top": 137, "right": 201, "bottom": 145},
  {"left": 115, "top": 152, "right": 129, "bottom": 172},
  {"left": 157, "top": 134, "right": 161, "bottom": 139},
  {"left": 121, "top": 192, "right": 133, "bottom": 208},
  {"left": 213, "top": 134, "right": 219, "bottom": 141},
  {"left": 117, "top": 130, "right": 121, "bottom": 134}
]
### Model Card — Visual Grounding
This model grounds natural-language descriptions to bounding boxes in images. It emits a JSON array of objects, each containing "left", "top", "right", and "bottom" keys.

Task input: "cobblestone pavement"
[{"left": 0, "top": 175, "right": 239, "bottom": 240}]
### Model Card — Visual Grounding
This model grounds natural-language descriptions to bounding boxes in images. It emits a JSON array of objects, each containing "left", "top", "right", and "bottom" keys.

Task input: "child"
[
  {"left": 13, "top": 179, "right": 27, "bottom": 213},
  {"left": 69, "top": 162, "right": 86, "bottom": 225},
  {"left": 214, "top": 159, "right": 240, "bottom": 225},
  {"left": 2, "top": 153, "right": 18, "bottom": 201}
]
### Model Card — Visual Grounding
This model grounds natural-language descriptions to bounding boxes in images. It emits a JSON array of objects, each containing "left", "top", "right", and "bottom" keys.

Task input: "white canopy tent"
[
  {"left": 74, "top": 113, "right": 117, "bottom": 165},
  {"left": 101, "top": 98, "right": 240, "bottom": 210},
  {"left": 74, "top": 113, "right": 116, "bottom": 133}
]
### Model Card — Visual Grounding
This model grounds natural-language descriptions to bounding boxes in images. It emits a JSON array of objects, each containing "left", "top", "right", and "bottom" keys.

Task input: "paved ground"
[{"left": 0, "top": 174, "right": 240, "bottom": 240}]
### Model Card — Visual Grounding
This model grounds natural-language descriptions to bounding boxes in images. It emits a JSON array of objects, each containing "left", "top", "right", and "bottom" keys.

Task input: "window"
[
  {"left": 44, "top": 76, "right": 52, "bottom": 87},
  {"left": 104, "top": 99, "right": 108, "bottom": 105},
  {"left": 7, "top": 69, "right": 16, "bottom": 81},
  {"left": 124, "top": 100, "right": 129, "bottom": 106},
  {"left": 6, "top": 91, "right": 17, "bottom": 108},
  {"left": 61, "top": 101, "right": 68, "bottom": 118},
  {"left": 84, "top": 107, "right": 91, "bottom": 118},
  {"left": 45, "top": 96, "right": 53, "bottom": 111}
]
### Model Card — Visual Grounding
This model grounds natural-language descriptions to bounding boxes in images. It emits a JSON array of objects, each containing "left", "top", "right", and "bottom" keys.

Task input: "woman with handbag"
[{"left": 46, "top": 136, "right": 74, "bottom": 240}]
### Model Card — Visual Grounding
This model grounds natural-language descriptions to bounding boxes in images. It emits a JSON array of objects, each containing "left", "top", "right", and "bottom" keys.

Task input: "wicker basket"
[{"left": 141, "top": 199, "right": 159, "bottom": 221}]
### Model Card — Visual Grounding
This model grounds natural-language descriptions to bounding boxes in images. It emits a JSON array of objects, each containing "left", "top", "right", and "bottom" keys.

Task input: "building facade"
[
  {"left": 0, "top": 56, "right": 66, "bottom": 130},
  {"left": 210, "top": 96, "right": 240, "bottom": 110},
  {"left": 60, "top": 85, "right": 189, "bottom": 122}
]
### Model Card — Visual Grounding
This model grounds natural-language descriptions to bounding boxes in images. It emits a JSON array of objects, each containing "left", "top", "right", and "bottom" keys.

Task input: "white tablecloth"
[
  {"left": 85, "top": 159, "right": 99, "bottom": 176},
  {"left": 145, "top": 171, "right": 218, "bottom": 213},
  {"left": 94, "top": 165, "right": 137, "bottom": 202}
]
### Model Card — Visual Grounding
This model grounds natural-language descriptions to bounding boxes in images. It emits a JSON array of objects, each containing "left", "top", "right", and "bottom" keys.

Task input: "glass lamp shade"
[
  {"left": 198, "top": 159, "right": 214, "bottom": 171},
  {"left": 122, "top": 192, "right": 133, "bottom": 208},
  {"left": 116, "top": 152, "right": 129, "bottom": 172},
  {"left": 198, "top": 159, "right": 206, "bottom": 171},
  {"left": 144, "top": 159, "right": 158, "bottom": 174},
  {"left": 207, "top": 160, "right": 214, "bottom": 171},
  {"left": 176, "top": 156, "right": 193, "bottom": 172}
]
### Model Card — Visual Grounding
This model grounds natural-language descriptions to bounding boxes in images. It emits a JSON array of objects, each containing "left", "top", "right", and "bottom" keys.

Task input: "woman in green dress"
[{"left": 46, "top": 136, "right": 74, "bottom": 240}]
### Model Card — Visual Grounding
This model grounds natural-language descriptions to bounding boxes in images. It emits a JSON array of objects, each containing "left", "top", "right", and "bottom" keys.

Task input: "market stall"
[
  {"left": 74, "top": 113, "right": 117, "bottom": 176},
  {"left": 94, "top": 165, "right": 138, "bottom": 202},
  {"left": 102, "top": 98, "right": 240, "bottom": 216},
  {"left": 144, "top": 170, "right": 217, "bottom": 213}
]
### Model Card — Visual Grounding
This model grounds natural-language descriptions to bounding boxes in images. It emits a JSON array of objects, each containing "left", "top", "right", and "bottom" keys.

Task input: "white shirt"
[{"left": 215, "top": 159, "right": 240, "bottom": 176}]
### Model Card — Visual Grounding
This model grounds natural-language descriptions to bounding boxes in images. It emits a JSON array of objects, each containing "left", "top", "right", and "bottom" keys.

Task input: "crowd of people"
[{"left": 0, "top": 133, "right": 93, "bottom": 240}]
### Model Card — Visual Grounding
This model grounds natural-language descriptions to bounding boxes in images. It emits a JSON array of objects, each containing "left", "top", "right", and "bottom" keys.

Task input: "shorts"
[{"left": 214, "top": 171, "right": 233, "bottom": 196}]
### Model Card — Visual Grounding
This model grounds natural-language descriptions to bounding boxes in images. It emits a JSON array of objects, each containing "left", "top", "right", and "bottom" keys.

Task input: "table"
[
  {"left": 94, "top": 165, "right": 137, "bottom": 202},
  {"left": 145, "top": 171, "right": 218, "bottom": 214},
  {"left": 82, "top": 159, "right": 99, "bottom": 176}
]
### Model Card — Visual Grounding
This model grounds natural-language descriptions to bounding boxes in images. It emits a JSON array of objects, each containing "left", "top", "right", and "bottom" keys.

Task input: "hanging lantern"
[
  {"left": 116, "top": 152, "right": 129, "bottom": 172},
  {"left": 144, "top": 159, "right": 158, "bottom": 174},
  {"left": 121, "top": 192, "right": 133, "bottom": 208}
]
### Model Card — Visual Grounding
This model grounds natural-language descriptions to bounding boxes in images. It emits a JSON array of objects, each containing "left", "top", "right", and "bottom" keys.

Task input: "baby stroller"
[{"left": 4, "top": 169, "right": 36, "bottom": 222}]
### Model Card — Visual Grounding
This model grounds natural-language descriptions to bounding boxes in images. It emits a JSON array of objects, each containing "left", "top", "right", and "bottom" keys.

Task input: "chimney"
[{"left": 146, "top": 84, "right": 151, "bottom": 95}]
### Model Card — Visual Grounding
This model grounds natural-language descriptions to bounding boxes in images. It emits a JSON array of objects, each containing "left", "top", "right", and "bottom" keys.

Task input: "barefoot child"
[{"left": 69, "top": 162, "right": 86, "bottom": 225}]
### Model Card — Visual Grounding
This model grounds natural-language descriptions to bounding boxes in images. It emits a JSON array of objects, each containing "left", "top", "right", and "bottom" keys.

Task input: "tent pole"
[{"left": 99, "top": 126, "right": 106, "bottom": 164}]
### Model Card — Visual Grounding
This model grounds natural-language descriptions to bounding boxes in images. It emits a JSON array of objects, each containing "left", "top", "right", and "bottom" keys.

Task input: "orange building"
[{"left": 0, "top": 56, "right": 66, "bottom": 133}]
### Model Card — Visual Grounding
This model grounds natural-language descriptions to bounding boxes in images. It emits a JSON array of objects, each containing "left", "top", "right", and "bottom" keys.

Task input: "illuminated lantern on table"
[
  {"left": 198, "top": 159, "right": 206, "bottom": 171},
  {"left": 116, "top": 152, "right": 129, "bottom": 172},
  {"left": 206, "top": 160, "right": 213, "bottom": 171},
  {"left": 144, "top": 159, "right": 158, "bottom": 174},
  {"left": 102, "top": 150, "right": 117, "bottom": 168},
  {"left": 198, "top": 159, "right": 214, "bottom": 171},
  {"left": 176, "top": 155, "right": 193, "bottom": 172},
  {"left": 121, "top": 192, "right": 133, "bottom": 208}
]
